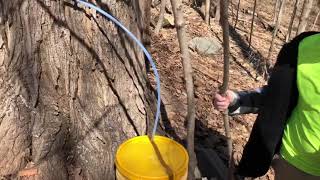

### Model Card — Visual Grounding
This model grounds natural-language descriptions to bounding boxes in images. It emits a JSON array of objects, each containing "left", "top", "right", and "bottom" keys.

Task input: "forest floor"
[{"left": 148, "top": 0, "right": 319, "bottom": 179}]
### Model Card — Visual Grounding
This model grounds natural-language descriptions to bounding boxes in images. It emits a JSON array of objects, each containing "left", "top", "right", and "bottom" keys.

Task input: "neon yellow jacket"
[
  {"left": 281, "top": 33, "right": 320, "bottom": 176},
  {"left": 230, "top": 32, "right": 320, "bottom": 177}
]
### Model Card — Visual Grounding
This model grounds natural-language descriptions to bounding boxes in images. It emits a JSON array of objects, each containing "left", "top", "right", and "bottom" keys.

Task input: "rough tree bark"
[
  {"left": 220, "top": 0, "right": 233, "bottom": 179},
  {"left": 155, "top": 0, "right": 167, "bottom": 34},
  {"left": 286, "top": 0, "right": 299, "bottom": 42},
  {"left": 248, "top": 0, "right": 257, "bottom": 49},
  {"left": 296, "top": 0, "right": 314, "bottom": 35},
  {"left": 0, "top": 0, "right": 154, "bottom": 179},
  {"left": 267, "top": 0, "right": 286, "bottom": 70},
  {"left": 170, "top": 0, "right": 196, "bottom": 179}
]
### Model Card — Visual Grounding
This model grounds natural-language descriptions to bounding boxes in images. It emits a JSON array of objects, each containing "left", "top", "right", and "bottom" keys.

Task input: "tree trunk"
[
  {"left": 205, "top": 0, "right": 211, "bottom": 24},
  {"left": 170, "top": 0, "right": 196, "bottom": 179},
  {"left": 155, "top": 0, "right": 167, "bottom": 34},
  {"left": 234, "top": 0, "right": 241, "bottom": 28},
  {"left": 219, "top": 0, "right": 233, "bottom": 179},
  {"left": 267, "top": 0, "right": 286, "bottom": 70},
  {"left": 0, "top": 0, "right": 154, "bottom": 179},
  {"left": 215, "top": 0, "right": 221, "bottom": 22},
  {"left": 273, "top": 0, "right": 281, "bottom": 24},
  {"left": 248, "top": 0, "right": 257, "bottom": 49},
  {"left": 286, "top": 0, "right": 299, "bottom": 42},
  {"left": 296, "top": 0, "right": 314, "bottom": 35}
]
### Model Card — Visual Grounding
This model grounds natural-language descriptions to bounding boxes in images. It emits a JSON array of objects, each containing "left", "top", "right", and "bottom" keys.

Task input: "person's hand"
[{"left": 213, "top": 90, "right": 236, "bottom": 111}]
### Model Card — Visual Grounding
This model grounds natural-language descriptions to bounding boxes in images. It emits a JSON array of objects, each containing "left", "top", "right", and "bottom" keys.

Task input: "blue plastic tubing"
[{"left": 76, "top": 0, "right": 161, "bottom": 139}]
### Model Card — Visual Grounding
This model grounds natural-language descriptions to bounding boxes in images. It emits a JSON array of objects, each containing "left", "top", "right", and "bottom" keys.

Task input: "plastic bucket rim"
[{"left": 115, "top": 135, "right": 189, "bottom": 179}]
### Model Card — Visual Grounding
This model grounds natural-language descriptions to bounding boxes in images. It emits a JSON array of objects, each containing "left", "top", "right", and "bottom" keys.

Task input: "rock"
[
  {"left": 162, "top": 14, "right": 175, "bottom": 28},
  {"left": 255, "top": 75, "right": 263, "bottom": 81},
  {"left": 194, "top": 166, "right": 202, "bottom": 179},
  {"left": 189, "top": 37, "right": 222, "bottom": 56}
]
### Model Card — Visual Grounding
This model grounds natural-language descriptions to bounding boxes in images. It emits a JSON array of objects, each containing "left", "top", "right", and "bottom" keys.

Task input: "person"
[{"left": 213, "top": 32, "right": 320, "bottom": 180}]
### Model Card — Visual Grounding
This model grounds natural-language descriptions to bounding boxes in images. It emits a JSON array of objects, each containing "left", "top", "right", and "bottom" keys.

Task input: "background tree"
[
  {"left": 205, "top": 0, "right": 211, "bottom": 24},
  {"left": 234, "top": 0, "right": 241, "bottom": 28},
  {"left": 312, "top": 10, "right": 320, "bottom": 30},
  {"left": 286, "top": 0, "right": 299, "bottom": 42},
  {"left": 170, "top": 0, "right": 196, "bottom": 179},
  {"left": 311, "top": 2, "right": 320, "bottom": 30},
  {"left": 0, "top": 0, "right": 154, "bottom": 179},
  {"left": 273, "top": 0, "right": 281, "bottom": 25},
  {"left": 214, "top": 0, "right": 221, "bottom": 22},
  {"left": 267, "top": 0, "right": 286, "bottom": 70},
  {"left": 195, "top": 0, "right": 220, "bottom": 23},
  {"left": 296, "top": 0, "right": 314, "bottom": 35},
  {"left": 248, "top": 0, "right": 257, "bottom": 49},
  {"left": 155, "top": 0, "right": 167, "bottom": 34}
]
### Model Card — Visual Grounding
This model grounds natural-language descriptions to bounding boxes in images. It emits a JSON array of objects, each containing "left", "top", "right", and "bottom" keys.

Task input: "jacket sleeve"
[
  {"left": 228, "top": 86, "right": 267, "bottom": 115},
  {"left": 227, "top": 31, "right": 320, "bottom": 116}
]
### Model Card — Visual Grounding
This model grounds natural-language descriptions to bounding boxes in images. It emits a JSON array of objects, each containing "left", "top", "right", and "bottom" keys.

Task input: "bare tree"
[
  {"left": 215, "top": 0, "right": 221, "bottom": 22},
  {"left": 311, "top": 10, "right": 320, "bottom": 30},
  {"left": 248, "top": 0, "right": 257, "bottom": 49},
  {"left": 220, "top": 0, "right": 233, "bottom": 179},
  {"left": 170, "top": 0, "right": 196, "bottom": 179},
  {"left": 234, "top": 0, "right": 241, "bottom": 28},
  {"left": 286, "top": 0, "right": 299, "bottom": 42},
  {"left": 267, "top": 0, "right": 286, "bottom": 69},
  {"left": 155, "top": 0, "right": 167, "bottom": 34},
  {"left": 0, "top": 0, "right": 154, "bottom": 179},
  {"left": 205, "top": 0, "right": 211, "bottom": 24},
  {"left": 273, "top": 0, "right": 281, "bottom": 25},
  {"left": 296, "top": 0, "right": 314, "bottom": 35}
]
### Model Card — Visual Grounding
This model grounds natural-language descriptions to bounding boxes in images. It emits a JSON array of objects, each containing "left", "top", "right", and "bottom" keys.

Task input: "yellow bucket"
[{"left": 115, "top": 135, "right": 189, "bottom": 180}]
